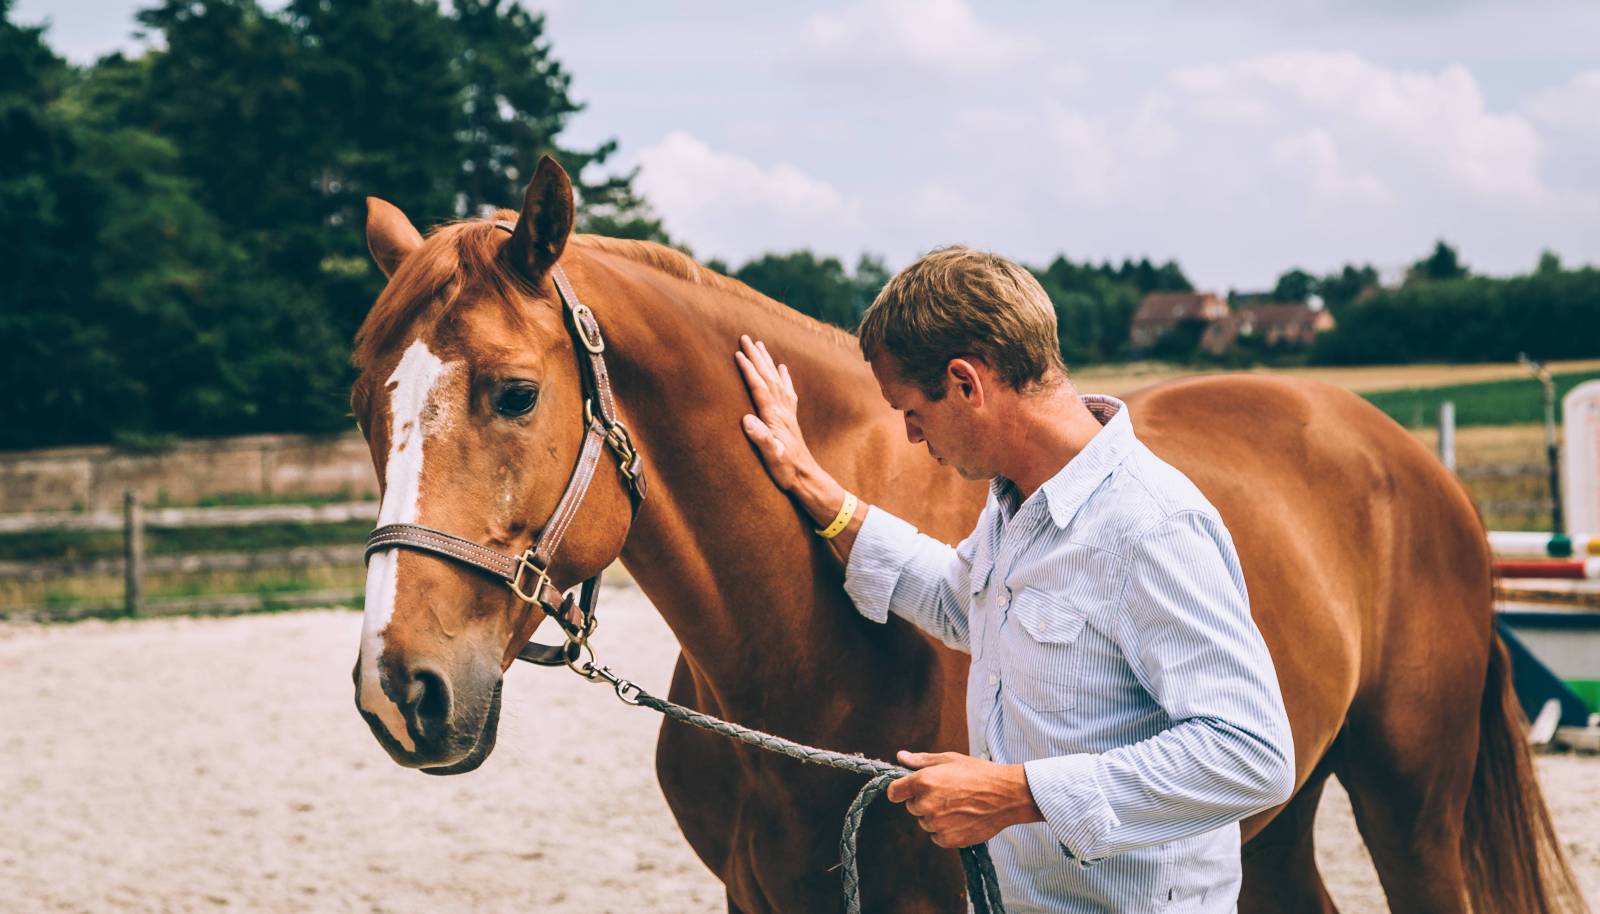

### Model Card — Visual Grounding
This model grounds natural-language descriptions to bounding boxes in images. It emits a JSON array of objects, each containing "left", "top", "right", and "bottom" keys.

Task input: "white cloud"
[
  {"left": 1168, "top": 51, "right": 1543, "bottom": 200},
  {"left": 802, "top": 0, "right": 1030, "bottom": 73},
  {"left": 1527, "top": 69, "right": 1600, "bottom": 137},
  {"left": 632, "top": 131, "right": 862, "bottom": 262},
  {"left": 1270, "top": 128, "right": 1390, "bottom": 207},
  {"left": 902, "top": 49, "right": 1586, "bottom": 288}
]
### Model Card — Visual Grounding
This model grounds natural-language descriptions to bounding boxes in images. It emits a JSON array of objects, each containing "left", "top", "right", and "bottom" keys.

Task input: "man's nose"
[{"left": 904, "top": 418, "right": 923, "bottom": 444}]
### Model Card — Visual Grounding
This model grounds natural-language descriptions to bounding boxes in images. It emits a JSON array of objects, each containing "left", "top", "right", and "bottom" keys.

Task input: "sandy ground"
[{"left": 3, "top": 588, "right": 1597, "bottom": 913}]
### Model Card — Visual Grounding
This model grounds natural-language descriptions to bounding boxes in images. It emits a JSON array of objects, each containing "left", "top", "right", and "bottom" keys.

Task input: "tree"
[
  {"left": 1318, "top": 263, "right": 1379, "bottom": 311},
  {"left": 1271, "top": 268, "right": 1316, "bottom": 303},
  {"left": 851, "top": 253, "right": 891, "bottom": 322},
  {"left": 4, "top": 0, "right": 675, "bottom": 448},
  {"left": 1034, "top": 255, "right": 1145, "bottom": 364},
  {"left": 1408, "top": 240, "right": 1468, "bottom": 284},
  {"left": 448, "top": 0, "right": 668, "bottom": 241},
  {"left": 732, "top": 251, "right": 860, "bottom": 328}
]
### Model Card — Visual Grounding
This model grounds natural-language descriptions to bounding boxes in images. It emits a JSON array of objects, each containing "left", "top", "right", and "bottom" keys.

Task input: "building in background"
[
  {"left": 1128, "top": 292, "right": 1230, "bottom": 349},
  {"left": 1200, "top": 303, "right": 1336, "bottom": 356}
]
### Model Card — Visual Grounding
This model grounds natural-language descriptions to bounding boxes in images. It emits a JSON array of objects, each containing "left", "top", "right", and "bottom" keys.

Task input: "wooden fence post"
[
  {"left": 1438, "top": 400, "right": 1456, "bottom": 471},
  {"left": 124, "top": 491, "right": 143, "bottom": 617}
]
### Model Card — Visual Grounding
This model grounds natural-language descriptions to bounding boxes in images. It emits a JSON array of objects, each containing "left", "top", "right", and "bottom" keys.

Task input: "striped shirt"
[{"left": 845, "top": 395, "right": 1295, "bottom": 914}]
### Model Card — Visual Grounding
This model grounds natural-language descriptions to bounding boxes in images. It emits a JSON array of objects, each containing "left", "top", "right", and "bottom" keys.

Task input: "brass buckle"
[
  {"left": 605, "top": 421, "right": 639, "bottom": 480},
  {"left": 584, "top": 399, "right": 639, "bottom": 485},
  {"left": 509, "top": 551, "right": 550, "bottom": 604}
]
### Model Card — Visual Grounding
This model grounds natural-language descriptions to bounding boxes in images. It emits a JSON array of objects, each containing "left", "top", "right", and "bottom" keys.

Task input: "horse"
[{"left": 348, "top": 156, "right": 1584, "bottom": 913}]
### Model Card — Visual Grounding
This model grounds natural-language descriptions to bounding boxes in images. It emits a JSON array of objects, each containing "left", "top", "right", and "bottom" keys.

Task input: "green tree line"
[{"left": 1309, "top": 245, "right": 1600, "bottom": 365}]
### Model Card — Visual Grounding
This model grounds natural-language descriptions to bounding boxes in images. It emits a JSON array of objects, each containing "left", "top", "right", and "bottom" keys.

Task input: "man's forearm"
[{"left": 792, "top": 466, "right": 869, "bottom": 563}]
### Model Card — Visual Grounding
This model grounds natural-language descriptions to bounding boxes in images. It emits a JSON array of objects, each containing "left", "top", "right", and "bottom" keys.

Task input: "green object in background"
[
  {"left": 1363, "top": 370, "right": 1600, "bottom": 429},
  {"left": 1566, "top": 680, "right": 1600, "bottom": 717}
]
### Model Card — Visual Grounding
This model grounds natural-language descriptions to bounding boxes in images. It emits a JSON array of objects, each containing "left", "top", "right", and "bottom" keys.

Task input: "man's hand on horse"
[
  {"left": 735, "top": 334, "right": 819, "bottom": 493},
  {"left": 886, "top": 750, "right": 1045, "bottom": 848}
]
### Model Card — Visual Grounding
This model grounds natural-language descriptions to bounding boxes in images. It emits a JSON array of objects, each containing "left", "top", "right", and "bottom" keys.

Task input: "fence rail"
[
  {"left": 0, "top": 500, "right": 379, "bottom": 534},
  {"left": 1458, "top": 463, "right": 1547, "bottom": 481},
  {"left": 0, "top": 494, "right": 373, "bottom": 620},
  {"left": 0, "top": 544, "right": 366, "bottom": 583}
]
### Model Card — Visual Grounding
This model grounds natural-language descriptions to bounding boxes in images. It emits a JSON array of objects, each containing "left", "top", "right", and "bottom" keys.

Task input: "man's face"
[{"left": 870, "top": 353, "right": 991, "bottom": 481}]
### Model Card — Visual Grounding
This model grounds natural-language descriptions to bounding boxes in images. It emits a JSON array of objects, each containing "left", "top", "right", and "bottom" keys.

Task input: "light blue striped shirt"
[{"left": 845, "top": 395, "right": 1294, "bottom": 914}]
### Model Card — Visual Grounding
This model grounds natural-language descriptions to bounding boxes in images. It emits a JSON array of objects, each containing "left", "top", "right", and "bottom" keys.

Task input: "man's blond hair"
[{"left": 858, "top": 245, "right": 1065, "bottom": 400}]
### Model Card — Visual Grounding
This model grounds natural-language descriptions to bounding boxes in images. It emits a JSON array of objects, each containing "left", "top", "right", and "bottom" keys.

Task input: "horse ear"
[
  {"left": 506, "top": 155, "right": 575, "bottom": 280},
  {"left": 366, "top": 197, "right": 423, "bottom": 278}
]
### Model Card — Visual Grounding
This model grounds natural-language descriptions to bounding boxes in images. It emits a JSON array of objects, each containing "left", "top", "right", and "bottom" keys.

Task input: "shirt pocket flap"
[{"left": 1009, "top": 587, "right": 1087, "bottom": 645}]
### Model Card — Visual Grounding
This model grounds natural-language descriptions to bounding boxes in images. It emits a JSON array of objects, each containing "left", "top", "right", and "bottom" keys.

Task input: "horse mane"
[
  {"left": 352, "top": 213, "right": 859, "bottom": 375},
  {"left": 571, "top": 235, "right": 859, "bottom": 353}
]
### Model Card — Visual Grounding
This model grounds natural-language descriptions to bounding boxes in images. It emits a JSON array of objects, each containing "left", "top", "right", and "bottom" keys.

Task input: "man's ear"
[
  {"left": 947, "top": 357, "right": 986, "bottom": 407},
  {"left": 366, "top": 197, "right": 423, "bottom": 277}
]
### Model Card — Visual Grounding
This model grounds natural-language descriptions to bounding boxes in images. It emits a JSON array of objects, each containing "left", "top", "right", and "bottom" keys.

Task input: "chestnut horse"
[{"left": 349, "top": 158, "right": 1583, "bottom": 913}]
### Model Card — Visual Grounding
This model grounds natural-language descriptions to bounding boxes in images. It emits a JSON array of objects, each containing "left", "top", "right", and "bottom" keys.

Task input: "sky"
[{"left": 20, "top": 0, "right": 1600, "bottom": 292}]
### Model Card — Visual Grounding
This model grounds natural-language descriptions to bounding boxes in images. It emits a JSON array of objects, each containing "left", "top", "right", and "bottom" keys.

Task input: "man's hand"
[
  {"left": 735, "top": 334, "right": 817, "bottom": 493},
  {"left": 735, "top": 334, "right": 865, "bottom": 557},
  {"left": 886, "top": 750, "right": 1045, "bottom": 848}
]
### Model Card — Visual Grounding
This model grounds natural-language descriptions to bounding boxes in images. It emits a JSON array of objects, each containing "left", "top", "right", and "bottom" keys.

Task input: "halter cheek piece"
[{"left": 363, "top": 220, "right": 646, "bottom": 668}]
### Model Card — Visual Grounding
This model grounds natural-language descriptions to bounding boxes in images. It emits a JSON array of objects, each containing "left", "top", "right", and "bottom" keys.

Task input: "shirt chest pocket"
[{"left": 1001, "top": 587, "right": 1088, "bottom": 713}]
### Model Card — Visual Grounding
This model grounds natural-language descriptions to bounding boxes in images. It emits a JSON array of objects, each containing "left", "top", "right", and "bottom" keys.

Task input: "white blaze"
[{"left": 358, "top": 339, "right": 457, "bottom": 752}]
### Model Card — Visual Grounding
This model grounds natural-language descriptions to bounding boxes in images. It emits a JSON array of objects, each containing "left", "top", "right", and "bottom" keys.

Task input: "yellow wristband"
[{"left": 814, "top": 492, "right": 858, "bottom": 539}]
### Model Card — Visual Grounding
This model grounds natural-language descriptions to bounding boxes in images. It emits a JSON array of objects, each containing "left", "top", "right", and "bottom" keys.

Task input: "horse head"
[{"left": 350, "top": 156, "right": 635, "bottom": 773}]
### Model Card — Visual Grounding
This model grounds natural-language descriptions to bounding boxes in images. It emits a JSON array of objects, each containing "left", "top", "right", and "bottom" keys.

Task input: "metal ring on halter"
[{"left": 565, "top": 640, "right": 599, "bottom": 678}]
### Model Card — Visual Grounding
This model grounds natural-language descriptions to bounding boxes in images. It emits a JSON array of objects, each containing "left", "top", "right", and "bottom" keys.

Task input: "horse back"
[{"left": 1121, "top": 374, "right": 1493, "bottom": 833}]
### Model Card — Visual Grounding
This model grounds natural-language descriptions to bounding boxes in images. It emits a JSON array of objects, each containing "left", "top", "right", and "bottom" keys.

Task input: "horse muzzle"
[{"left": 353, "top": 656, "right": 503, "bottom": 773}]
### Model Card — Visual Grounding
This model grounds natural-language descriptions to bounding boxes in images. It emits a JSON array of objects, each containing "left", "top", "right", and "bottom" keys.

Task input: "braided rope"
[{"left": 632, "top": 689, "right": 1005, "bottom": 914}]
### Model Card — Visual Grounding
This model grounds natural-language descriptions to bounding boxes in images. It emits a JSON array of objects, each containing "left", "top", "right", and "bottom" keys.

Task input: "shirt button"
[{"left": 987, "top": 673, "right": 999, "bottom": 687}]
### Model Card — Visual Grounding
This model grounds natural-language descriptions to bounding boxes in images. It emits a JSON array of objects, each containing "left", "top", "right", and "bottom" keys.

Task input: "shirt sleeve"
[
  {"left": 1023, "top": 510, "right": 1296, "bottom": 863},
  {"left": 842, "top": 504, "right": 983, "bottom": 652}
]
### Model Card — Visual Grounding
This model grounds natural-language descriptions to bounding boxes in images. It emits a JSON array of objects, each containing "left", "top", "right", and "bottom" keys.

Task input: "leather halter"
[{"left": 363, "top": 221, "right": 646, "bottom": 666}]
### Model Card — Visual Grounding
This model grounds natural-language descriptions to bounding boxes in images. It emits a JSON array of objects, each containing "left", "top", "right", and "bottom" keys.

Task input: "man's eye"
[{"left": 494, "top": 385, "right": 538, "bottom": 418}]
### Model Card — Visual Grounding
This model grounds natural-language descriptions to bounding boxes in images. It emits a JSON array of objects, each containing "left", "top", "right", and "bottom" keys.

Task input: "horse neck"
[{"left": 577, "top": 248, "right": 900, "bottom": 697}]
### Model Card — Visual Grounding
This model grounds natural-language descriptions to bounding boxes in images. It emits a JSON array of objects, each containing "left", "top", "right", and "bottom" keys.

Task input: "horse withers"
[{"left": 347, "top": 156, "right": 1585, "bottom": 913}]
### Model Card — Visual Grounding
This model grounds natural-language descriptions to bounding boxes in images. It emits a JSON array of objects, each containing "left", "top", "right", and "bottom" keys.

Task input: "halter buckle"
[
  {"left": 583, "top": 399, "right": 641, "bottom": 489},
  {"left": 509, "top": 551, "right": 551, "bottom": 604},
  {"left": 605, "top": 421, "right": 640, "bottom": 482},
  {"left": 572, "top": 304, "right": 606, "bottom": 354}
]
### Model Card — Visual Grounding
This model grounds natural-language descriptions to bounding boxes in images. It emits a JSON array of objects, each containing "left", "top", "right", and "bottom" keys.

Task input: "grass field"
[
  {"left": 1073, "top": 357, "right": 1600, "bottom": 398},
  {"left": 1365, "top": 369, "right": 1600, "bottom": 428}
]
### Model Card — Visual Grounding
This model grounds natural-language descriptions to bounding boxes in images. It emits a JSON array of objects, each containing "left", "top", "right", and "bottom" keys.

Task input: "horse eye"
[{"left": 493, "top": 384, "right": 538, "bottom": 418}]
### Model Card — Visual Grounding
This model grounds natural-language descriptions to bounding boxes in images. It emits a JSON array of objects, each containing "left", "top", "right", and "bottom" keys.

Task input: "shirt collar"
[{"left": 990, "top": 394, "right": 1136, "bottom": 529}]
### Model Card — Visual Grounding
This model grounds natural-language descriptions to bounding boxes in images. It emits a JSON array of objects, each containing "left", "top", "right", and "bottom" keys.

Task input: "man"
[{"left": 734, "top": 246, "right": 1295, "bottom": 913}]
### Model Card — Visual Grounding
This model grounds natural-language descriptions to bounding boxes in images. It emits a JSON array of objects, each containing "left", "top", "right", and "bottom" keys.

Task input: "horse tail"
[{"left": 1461, "top": 633, "right": 1588, "bottom": 913}]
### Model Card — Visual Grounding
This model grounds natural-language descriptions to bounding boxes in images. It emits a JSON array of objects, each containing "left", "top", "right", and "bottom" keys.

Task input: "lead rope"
[{"left": 580, "top": 666, "right": 1006, "bottom": 913}]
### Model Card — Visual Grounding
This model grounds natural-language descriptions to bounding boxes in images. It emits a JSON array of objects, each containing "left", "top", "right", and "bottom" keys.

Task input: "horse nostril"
[{"left": 409, "top": 667, "right": 452, "bottom": 735}]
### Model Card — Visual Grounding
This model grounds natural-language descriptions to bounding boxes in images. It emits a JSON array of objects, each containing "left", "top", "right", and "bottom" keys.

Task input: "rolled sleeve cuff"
[
  {"left": 842, "top": 507, "right": 921, "bottom": 624},
  {"left": 1024, "top": 753, "right": 1120, "bottom": 866}
]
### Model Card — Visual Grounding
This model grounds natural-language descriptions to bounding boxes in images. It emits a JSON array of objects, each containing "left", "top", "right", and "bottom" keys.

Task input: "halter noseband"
[{"left": 363, "top": 220, "right": 646, "bottom": 667}]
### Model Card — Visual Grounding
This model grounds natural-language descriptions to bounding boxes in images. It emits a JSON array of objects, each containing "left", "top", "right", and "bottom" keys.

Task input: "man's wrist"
[
  {"left": 793, "top": 465, "right": 845, "bottom": 525},
  {"left": 1008, "top": 763, "right": 1047, "bottom": 826}
]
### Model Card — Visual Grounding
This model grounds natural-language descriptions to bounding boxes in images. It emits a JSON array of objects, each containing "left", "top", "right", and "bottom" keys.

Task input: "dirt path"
[{"left": 3, "top": 589, "right": 1596, "bottom": 912}]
